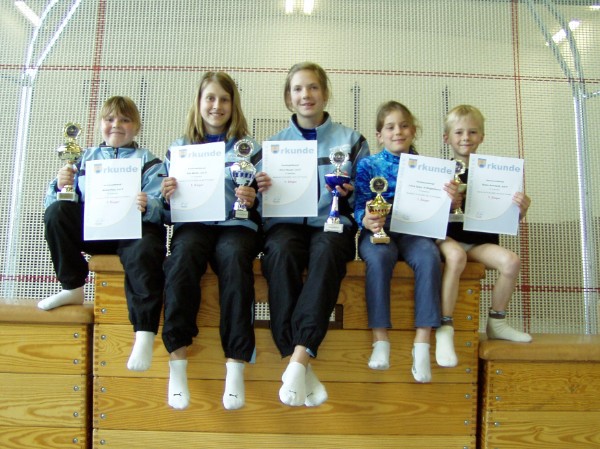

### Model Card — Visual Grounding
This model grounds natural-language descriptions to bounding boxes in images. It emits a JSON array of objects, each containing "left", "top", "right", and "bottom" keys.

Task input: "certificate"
[
  {"left": 169, "top": 143, "right": 225, "bottom": 222},
  {"left": 261, "top": 140, "right": 318, "bottom": 217},
  {"left": 463, "top": 154, "right": 523, "bottom": 235},
  {"left": 390, "top": 153, "right": 455, "bottom": 239},
  {"left": 84, "top": 158, "right": 141, "bottom": 241}
]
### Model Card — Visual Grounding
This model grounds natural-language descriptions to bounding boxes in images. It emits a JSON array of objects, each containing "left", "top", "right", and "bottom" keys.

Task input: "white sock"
[
  {"left": 304, "top": 364, "right": 328, "bottom": 407},
  {"left": 368, "top": 340, "right": 390, "bottom": 370},
  {"left": 168, "top": 360, "right": 190, "bottom": 410},
  {"left": 279, "top": 361, "right": 306, "bottom": 406},
  {"left": 487, "top": 317, "right": 532, "bottom": 342},
  {"left": 127, "top": 331, "right": 155, "bottom": 371},
  {"left": 38, "top": 287, "right": 84, "bottom": 310},
  {"left": 223, "top": 362, "right": 245, "bottom": 410},
  {"left": 435, "top": 325, "right": 458, "bottom": 368},
  {"left": 412, "top": 343, "right": 432, "bottom": 383}
]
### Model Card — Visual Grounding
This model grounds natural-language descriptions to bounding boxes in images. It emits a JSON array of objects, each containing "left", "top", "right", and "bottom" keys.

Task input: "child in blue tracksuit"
[
  {"left": 40, "top": 96, "right": 167, "bottom": 373},
  {"left": 160, "top": 71, "right": 271, "bottom": 411},
  {"left": 261, "top": 62, "right": 370, "bottom": 407},
  {"left": 355, "top": 101, "right": 456, "bottom": 383}
]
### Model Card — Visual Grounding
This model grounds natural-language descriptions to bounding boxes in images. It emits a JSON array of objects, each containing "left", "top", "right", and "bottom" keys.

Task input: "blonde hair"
[
  {"left": 375, "top": 101, "right": 420, "bottom": 149},
  {"left": 100, "top": 96, "right": 141, "bottom": 135},
  {"left": 283, "top": 62, "right": 331, "bottom": 112},
  {"left": 184, "top": 72, "right": 249, "bottom": 143},
  {"left": 444, "top": 104, "right": 485, "bottom": 135}
]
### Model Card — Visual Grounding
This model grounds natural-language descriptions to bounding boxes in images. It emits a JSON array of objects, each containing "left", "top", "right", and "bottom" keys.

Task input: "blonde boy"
[{"left": 435, "top": 105, "right": 532, "bottom": 368}]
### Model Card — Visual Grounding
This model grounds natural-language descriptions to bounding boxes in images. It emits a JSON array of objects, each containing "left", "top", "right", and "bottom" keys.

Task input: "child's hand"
[
  {"left": 513, "top": 192, "right": 531, "bottom": 220},
  {"left": 136, "top": 192, "right": 148, "bottom": 213},
  {"left": 235, "top": 185, "right": 256, "bottom": 208},
  {"left": 445, "top": 181, "right": 463, "bottom": 211},
  {"left": 161, "top": 177, "right": 178, "bottom": 203},
  {"left": 57, "top": 164, "right": 76, "bottom": 190},
  {"left": 444, "top": 180, "right": 458, "bottom": 201},
  {"left": 363, "top": 209, "right": 386, "bottom": 233},
  {"left": 326, "top": 182, "right": 354, "bottom": 197},
  {"left": 255, "top": 171, "right": 272, "bottom": 192}
]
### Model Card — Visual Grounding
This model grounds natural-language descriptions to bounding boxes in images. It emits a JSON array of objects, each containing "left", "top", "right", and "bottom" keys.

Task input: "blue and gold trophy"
[
  {"left": 449, "top": 159, "right": 467, "bottom": 222},
  {"left": 56, "top": 122, "right": 83, "bottom": 202},
  {"left": 366, "top": 176, "right": 392, "bottom": 244},
  {"left": 324, "top": 149, "right": 350, "bottom": 233},
  {"left": 229, "top": 139, "right": 256, "bottom": 220}
]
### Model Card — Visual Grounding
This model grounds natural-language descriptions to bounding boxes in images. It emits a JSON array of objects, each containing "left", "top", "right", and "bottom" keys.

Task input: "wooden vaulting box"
[
  {"left": 90, "top": 255, "right": 485, "bottom": 449},
  {"left": 0, "top": 300, "right": 94, "bottom": 449}
]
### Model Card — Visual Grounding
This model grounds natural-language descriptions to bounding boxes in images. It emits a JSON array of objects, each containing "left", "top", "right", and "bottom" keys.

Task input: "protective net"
[{"left": 1, "top": 0, "right": 599, "bottom": 334}]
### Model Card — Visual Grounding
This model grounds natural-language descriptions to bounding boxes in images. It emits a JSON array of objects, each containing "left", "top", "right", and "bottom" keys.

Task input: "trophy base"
[
  {"left": 370, "top": 235, "right": 390, "bottom": 244},
  {"left": 324, "top": 222, "right": 344, "bottom": 233},
  {"left": 57, "top": 191, "right": 79, "bottom": 202},
  {"left": 448, "top": 213, "right": 464, "bottom": 223},
  {"left": 231, "top": 209, "right": 249, "bottom": 220}
]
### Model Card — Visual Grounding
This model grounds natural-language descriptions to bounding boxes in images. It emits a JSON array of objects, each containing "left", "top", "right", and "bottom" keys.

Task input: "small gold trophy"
[
  {"left": 366, "top": 176, "right": 392, "bottom": 244},
  {"left": 56, "top": 122, "right": 83, "bottom": 202},
  {"left": 449, "top": 159, "right": 467, "bottom": 222},
  {"left": 229, "top": 139, "right": 257, "bottom": 220}
]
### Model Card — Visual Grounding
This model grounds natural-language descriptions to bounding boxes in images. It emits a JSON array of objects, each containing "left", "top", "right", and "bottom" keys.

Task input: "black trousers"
[
  {"left": 261, "top": 223, "right": 355, "bottom": 358},
  {"left": 162, "top": 223, "right": 260, "bottom": 361},
  {"left": 44, "top": 201, "right": 166, "bottom": 333}
]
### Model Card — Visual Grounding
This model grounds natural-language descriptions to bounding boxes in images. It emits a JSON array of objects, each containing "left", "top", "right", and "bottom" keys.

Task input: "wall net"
[{"left": 1, "top": 0, "right": 599, "bottom": 334}]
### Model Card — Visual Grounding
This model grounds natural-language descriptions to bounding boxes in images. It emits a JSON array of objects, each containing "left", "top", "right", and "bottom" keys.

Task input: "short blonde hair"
[
  {"left": 100, "top": 96, "right": 141, "bottom": 135},
  {"left": 283, "top": 62, "right": 331, "bottom": 112},
  {"left": 185, "top": 72, "right": 249, "bottom": 143},
  {"left": 444, "top": 104, "right": 485, "bottom": 135}
]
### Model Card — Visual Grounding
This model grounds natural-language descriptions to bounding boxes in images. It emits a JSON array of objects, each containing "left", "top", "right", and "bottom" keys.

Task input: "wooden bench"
[
  {"left": 90, "top": 255, "right": 485, "bottom": 449},
  {"left": 478, "top": 334, "right": 600, "bottom": 448},
  {"left": 0, "top": 299, "right": 94, "bottom": 449}
]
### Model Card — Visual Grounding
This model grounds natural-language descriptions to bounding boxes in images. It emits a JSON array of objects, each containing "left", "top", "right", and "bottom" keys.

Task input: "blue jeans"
[{"left": 358, "top": 230, "right": 441, "bottom": 329}]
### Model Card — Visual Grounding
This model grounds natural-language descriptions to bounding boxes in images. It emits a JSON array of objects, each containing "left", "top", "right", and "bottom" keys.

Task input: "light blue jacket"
[
  {"left": 44, "top": 143, "right": 166, "bottom": 225},
  {"left": 263, "top": 113, "right": 369, "bottom": 231}
]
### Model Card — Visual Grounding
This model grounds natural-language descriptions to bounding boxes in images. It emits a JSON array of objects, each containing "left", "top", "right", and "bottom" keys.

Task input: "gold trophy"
[
  {"left": 449, "top": 159, "right": 467, "bottom": 223},
  {"left": 366, "top": 176, "right": 392, "bottom": 244},
  {"left": 56, "top": 122, "right": 83, "bottom": 202}
]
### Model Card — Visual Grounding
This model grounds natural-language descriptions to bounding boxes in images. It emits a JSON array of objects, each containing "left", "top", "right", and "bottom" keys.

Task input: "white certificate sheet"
[
  {"left": 169, "top": 143, "right": 225, "bottom": 223},
  {"left": 262, "top": 140, "right": 318, "bottom": 217},
  {"left": 463, "top": 154, "right": 523, "bottom": 235},
  {"left": 84, "top": 158, "right": 141, "bottom": 241},
  {"left": 390, "top": 154, "right": 455, "bottom": 239}
]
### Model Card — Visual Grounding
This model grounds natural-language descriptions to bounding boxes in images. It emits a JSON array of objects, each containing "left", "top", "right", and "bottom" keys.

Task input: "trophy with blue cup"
[
  {"left": 229, "top": 139, "right": 256, "bottom": 219},
  {"left": 324, "top": 149, "right": 350, "bottom": 233}
]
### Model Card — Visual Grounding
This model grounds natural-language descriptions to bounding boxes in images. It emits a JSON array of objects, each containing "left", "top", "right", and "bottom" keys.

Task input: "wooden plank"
[
  {"left": 0, "top": 374, "right": 87, "bottom": 427},
  {"left": 94, "top": 272, "right": 481, "bottom": 331},
  {"left": 0, "top": 324, "right": 89, "bottom": 375},
  {"left": 483, "top": 361, "right": 600, "bottom": 411},
  {"left": 480, "top": 411, "right": 600, "bottom": 449},
  {"left": 0, "top": 427, "right": 86, "bottom": 449},
  {"left": 93, "top": 429, "right": 474, "bottom": 449},
  {"left": 88, "top": 255, "right": 486, "bottom": 280},
  {"left": 94, "top": 326, "right": 478, "bottom": 383},
  {"left": 0, "top": 300, "right": 94, "bottom": 324},
  {"left": 480, "top": 333, "right": 600, "bottom": 361},
  {"left": 94, "top": 377, "right": 476, "bottom": 435}
]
